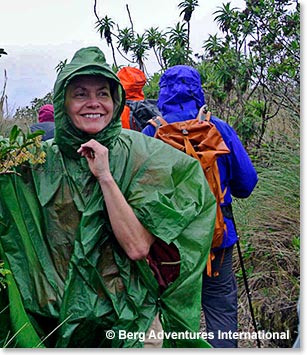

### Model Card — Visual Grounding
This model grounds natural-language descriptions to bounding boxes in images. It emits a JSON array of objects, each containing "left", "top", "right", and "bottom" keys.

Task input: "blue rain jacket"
[{"left": 142, "top": 65, "right": 258, "bottom": 249}]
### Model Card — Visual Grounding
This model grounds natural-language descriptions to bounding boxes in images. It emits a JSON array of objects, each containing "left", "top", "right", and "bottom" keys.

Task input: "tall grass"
[{"left": 233, "top": 119, "right": 300, "bottom": 348}]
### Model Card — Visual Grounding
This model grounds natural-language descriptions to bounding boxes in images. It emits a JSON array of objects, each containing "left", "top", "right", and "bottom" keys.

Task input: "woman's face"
[{"left": 65, "top": 75, "right": 114, "bottom": 134}]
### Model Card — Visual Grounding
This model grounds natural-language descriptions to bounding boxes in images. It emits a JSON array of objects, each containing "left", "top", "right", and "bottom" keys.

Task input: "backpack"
[
  {"left": 148, "top": 105, "right": 230, "bottom": 276},
  {"left": 121, "top": 99, "right": 162, "bottom": 131}
]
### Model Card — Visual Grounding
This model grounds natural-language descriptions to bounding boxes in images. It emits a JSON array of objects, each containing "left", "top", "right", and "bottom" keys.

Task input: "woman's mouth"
[{"left": 82, "top": 113, "right": 103, "bottom": 119}]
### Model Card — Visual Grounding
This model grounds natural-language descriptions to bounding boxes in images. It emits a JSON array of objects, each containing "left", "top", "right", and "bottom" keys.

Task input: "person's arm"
[
  {"left": 214, "top": 118, "right": 258, "bottom": 198},
  {"left": 227, "top": 131, "right": 258, "bottom": 198},
  {"left": 77, "top": 139, "right": 155, "bottom": 260},
  {"left": 141, "top": 123, "right": 156, "bottom": 137}
]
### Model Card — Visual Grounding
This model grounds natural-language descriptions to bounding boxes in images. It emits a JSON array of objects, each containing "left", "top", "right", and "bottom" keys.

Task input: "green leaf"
[
  {"left": 26, "top": 130, "right": 45, "bottom": 139},
  {"left": 288, "top": 67, "right": 296, "bottom": 79},
  {"left": 291, "top": 40, "right": 299, "bottom": 50},
  {"left": 9, "top": 125, "right": 20, "bottom": 144}
]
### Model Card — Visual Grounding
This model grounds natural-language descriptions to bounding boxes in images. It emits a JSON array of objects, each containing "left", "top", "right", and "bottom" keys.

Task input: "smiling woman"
[
  {"left": 0, "top": 46, "right": 216, "bottom": 348},
  {"left": 65, "top": 75, "right": 114, "bottom": 134}
]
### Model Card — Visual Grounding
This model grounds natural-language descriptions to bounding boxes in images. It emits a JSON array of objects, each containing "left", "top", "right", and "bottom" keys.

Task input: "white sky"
[{"left": 0, "top": 0, "right": 246, "bottom": 112}]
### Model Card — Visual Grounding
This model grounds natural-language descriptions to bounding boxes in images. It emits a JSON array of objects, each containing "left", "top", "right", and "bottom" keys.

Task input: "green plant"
[
  {"left": 0, "top": 125, "right": 46, "bottom": 175},
  {"left": 0, "top": 261, "right": 10, "bottom": 289},
  {"left": 93, "top": 1, "right": 196, "bottom": 71},
  {"left": 292, "top": 236, "right": 300, "bottom": 251},
  {"left": 143, "top": 72, "right": 161, "bottom": 99},
  {"left": 13, "top": 91, "right": 53, "bottom": 123},
  {"left": 232, "top": 123, "right": 300, "bottom": 347}
]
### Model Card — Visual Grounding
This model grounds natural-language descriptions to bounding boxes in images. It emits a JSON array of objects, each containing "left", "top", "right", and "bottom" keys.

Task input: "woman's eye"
[
  {"left": 75, "top": 91, "right": 86, "bottom": 97},
  {"left": 98, "top": 91, "right": 109, "bottom": 97}
]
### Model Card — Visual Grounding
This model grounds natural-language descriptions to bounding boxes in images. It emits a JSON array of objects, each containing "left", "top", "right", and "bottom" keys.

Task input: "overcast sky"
[{"left": 1, "top": 0, "right": 246, "bottom": 112}]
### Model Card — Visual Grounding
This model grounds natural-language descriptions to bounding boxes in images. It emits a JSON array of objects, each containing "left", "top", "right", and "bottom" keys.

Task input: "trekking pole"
[
  {"left": 235, "top": 239, "right": 261, "bottom": 348},
  {"left": 227, "top": 205, "right": 261, "bottom": 348}
]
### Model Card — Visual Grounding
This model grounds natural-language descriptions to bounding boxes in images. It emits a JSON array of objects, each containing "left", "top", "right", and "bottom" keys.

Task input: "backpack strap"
[
  {"left": 126, "top": 100, "right": 139, "bottom": 131},
  {"left": 147, "top": 116, "right": 168, "bottom": 132},
  {"left": 197, "top": 105, "right": 211, "bottom": 122}
]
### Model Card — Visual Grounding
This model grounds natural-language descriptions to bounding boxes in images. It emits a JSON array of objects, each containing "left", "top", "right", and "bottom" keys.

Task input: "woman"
[{"left": 0, "top": 47, "right": 215, "bottom": 348}]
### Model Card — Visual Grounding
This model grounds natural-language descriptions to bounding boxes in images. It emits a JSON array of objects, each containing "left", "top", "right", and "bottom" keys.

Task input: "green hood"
[
  {"left": 53, "top": 46, "right": 125, "bottom": 159},
  {"left": 0, "top": 47, "right": 215, "bottom": 348}
]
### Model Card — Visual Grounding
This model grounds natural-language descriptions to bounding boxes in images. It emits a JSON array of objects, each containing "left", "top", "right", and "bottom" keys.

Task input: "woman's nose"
[{"left": 86, "top": 95, "right": 101, "bottom": 108}]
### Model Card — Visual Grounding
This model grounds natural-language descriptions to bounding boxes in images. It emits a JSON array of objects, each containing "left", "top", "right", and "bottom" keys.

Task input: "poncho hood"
[
  {"left": 53, "top": 46, "right": 125, "bottom": 159},
  {"left": 157, "top": 65, "right": 205, "bottom": 116}
]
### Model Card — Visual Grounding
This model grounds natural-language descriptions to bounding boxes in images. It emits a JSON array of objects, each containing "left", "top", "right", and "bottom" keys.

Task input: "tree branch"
[
  {"left": 126, "top": 4, "right": 134, "bottom": 33},
  {"left": 93, "top": 0, "right": 100, "bottom": 22}
]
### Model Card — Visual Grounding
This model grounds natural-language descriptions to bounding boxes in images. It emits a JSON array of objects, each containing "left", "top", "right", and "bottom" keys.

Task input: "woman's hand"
[
  {"left": 77, "top": 139, "right": 155, "bottom": 260},
  {"left": 77, "top": 139, "right": 112, "bottom": 183}
]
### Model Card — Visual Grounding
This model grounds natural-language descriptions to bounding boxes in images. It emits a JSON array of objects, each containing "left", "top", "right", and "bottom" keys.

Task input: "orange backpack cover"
[{"left": 148, "top": 106, "right": 230, "bottom": 275}]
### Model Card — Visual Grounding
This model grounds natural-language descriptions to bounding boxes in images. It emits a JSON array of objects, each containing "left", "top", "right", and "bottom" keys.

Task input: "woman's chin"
[
  {"left": 79, "top": 124, "right": 105, "bottom": 135},
  {"left": 85, "top": 129, "right": 101, "bottom": 135}
]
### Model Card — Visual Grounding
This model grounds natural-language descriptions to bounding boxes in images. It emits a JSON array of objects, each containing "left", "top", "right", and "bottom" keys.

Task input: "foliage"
[
  {"left": 178, "top": 0, "right": 199, "bottom": 61},
  {"left": 200, "top": 0, "right": 299, "bottom": 146},
  {"left": 55, "top": 59, "right": 67, "bottom": 74},
  {"left": 93, "top": 0, "right": 198, "bottom": 72},
  {"left": 233, "top": 100, "right": 263, "bottom": 146},
  {"left": 95, "top": 14, "right": 119, "bottom": 68},
  {"left": 13, "top": 92, "right": 53, "bottom": 124},
  {"left": 231, "top": 119, "right": 300, "bottom": 347},
  {"left": 143, "top": 73, "right": 161, "bottom": 99},
  {"left": 0, "top": 261, "right": 10, "bottom": 289},
  {"left": 0, "top": 125, "right": 46, "bottom": 175},
  {"left": 0, "top": 124, "right": 46, "bottom": 290}
]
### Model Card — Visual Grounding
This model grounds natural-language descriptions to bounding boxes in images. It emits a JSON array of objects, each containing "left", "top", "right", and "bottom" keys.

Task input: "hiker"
[
  {"left": 30, "top": 103, "right": 55, "bottom": 140},
  {"left": 142, "top": 65, "right": 258, "bottom": 348},
  {"left": 117, "top": 66, "right": 161, "bottom": 131},
  {"left": 0, "top": 48, "right": 216, "bottom": 348}
]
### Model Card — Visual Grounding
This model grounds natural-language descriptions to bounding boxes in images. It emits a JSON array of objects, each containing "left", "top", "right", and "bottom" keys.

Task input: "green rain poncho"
[{"left": 0, "top": 47, "right": 215, "bottom": 348}]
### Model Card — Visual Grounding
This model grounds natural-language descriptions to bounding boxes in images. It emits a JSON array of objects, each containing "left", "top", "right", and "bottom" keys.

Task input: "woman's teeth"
[{"left": 83, "top": 114, "right": 102, "bottom": 119}]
